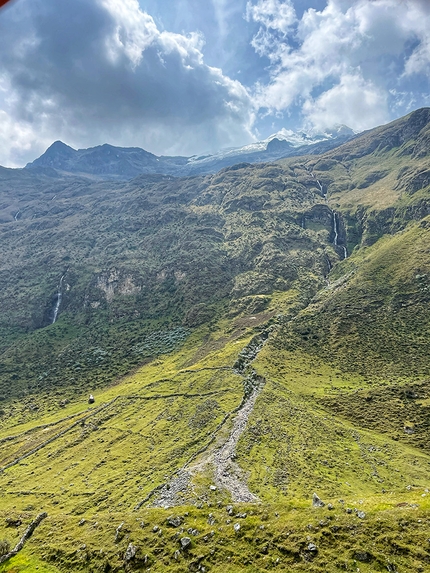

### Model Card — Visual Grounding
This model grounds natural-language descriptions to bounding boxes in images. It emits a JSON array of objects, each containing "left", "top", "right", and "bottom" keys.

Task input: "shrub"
[{"left": 0, "top": 539, "right": 10, "bottom": 557}]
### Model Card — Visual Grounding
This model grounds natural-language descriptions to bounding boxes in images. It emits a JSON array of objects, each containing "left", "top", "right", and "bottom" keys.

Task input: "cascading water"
[
  {"left": 332, "top": 211, "right": 339, "bottom": 246},
  {"left": 315, "top": 178, "right": 325, "bottom": 196},
  {"left": 52, "top": 273, "right": 66, "bottom": 324},
  {"left": 309, "top": 168, "right": 326, "bottom": 199},
  {"left": 332, "top": 211, "right": 347, "bottom": 260}
]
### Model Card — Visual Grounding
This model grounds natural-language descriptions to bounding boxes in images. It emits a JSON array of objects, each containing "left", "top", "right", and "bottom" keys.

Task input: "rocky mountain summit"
[{"left": 0, "top": 109, "right": 429, "bottom": 573}]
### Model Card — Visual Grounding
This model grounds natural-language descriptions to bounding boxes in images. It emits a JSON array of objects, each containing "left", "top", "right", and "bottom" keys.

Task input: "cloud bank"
[
  {"left": 0, "top": 0, "right": 254, "bottom": 166},
  {"left": 0, "top": 0, "right": 430, "bottom": 166}
]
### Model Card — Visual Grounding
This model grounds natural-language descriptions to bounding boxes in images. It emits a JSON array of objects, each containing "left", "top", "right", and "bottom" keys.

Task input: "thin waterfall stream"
[
  {"left": 52, "top": 272, "right": 66, "bottom": 324},
  {"left": 332, "top": 211, "right": 347, "bottom": 260}
]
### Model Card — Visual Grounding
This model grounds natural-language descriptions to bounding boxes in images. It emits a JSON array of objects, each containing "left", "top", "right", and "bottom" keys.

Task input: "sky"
[{"left": 0, "top": 0, "right": 429, "bottom": 166}]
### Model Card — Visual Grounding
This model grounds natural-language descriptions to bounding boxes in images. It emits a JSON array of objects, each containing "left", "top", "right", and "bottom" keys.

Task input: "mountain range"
[
  {"left": 0, "top": 109, "right": 429, "bottom": 573},
  {"left": 24, "top": 124, "right": 356, "bottom": 180}
]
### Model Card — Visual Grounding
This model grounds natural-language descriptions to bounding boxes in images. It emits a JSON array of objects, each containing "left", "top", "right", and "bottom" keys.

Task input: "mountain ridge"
[{"left": 24, "top": 125, "right": 356, "bottom": 180}]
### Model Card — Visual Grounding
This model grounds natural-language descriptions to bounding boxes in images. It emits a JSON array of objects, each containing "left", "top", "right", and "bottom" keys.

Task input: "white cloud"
[
  {"left": 247, "top": 0, "right": 430, "bottom": 131},
  {"left": 303, "top": 74, "right": 388, "bottom": 132},
  {"left": 246, "top": 0, "right": 296, "bottom": 34},
  {"left": 0, "top": 0, "right": 255, "bottom": 166}
]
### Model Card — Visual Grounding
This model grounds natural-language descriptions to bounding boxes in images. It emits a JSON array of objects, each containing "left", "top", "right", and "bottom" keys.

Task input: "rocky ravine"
[{"left": 148, "top": 334, "right": 269, "bottom": 508}]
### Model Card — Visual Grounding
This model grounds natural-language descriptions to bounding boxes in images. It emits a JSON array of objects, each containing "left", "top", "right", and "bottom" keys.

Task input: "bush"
[{"left": 0, "top": 539, "right": 10, "bottom": 557}]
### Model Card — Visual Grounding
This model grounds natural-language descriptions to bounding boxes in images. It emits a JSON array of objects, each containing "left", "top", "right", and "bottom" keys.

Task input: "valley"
[{"left": 0, "top": 109, "right": 429, "bottom": 572}]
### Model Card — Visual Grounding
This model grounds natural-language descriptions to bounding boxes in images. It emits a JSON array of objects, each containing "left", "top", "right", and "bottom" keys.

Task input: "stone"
[
  {"left": 327, "top": 503, "right": 334, "bottom": 510},
  {"left": 173, "top": 550, "right": 181, "bottom": 560},
  {"left": 234, "top": 523, "right": 241, "bottom": 532},
  {"left": 307, "top": 543, "right": 318, "bottom": 552},
  {"left": 354, "top": 551, "right": 371, "bottom": 562},
  {"left": 5, "top": 517, "right": 22, "bottom": 528},
  {"left": 124, "top": 543, "right": 137, "bottom": 561},
  {"left": 357, "top": 511, "right": 366, "bottom": 519},
  {"left": 153, "top": 525, "right": 159, "bottom": 533},
  {"left": 180, "top": 537, "right": 191, "bottom": 550},
  {"left": 312, "top": 493, "right": 325, "bottom": 508},
  {"left": 226, "top": 505, "right": 234, "bottom": 515},
  {"left": 78, "top": 519, "right": 86, "bottom": 526},
  {"left": 166, "top": 516, "right": 183, "bottom": 527},
  {"left": 346, "top": 508, "right": 352, "bottom": 514},
  {"left": 115, "top": 522, "right": 124, "bottom": 542},
  {"left": 209, "top": 485, "right": 217, "bottom": 491},
  {"left": 236, "top": 512, "right": 247, "bottom": 518}
]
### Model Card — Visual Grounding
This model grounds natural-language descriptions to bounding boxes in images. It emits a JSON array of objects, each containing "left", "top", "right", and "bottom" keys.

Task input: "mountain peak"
[{"left": 26, "top": 141, "right": 76, "bottom": 170}]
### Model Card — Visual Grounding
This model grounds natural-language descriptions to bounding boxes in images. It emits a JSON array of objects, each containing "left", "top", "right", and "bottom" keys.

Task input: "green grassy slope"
[
  {"left": 0, "top": 307, "right": 429, "bottom": 573},
  {"left": 277, "top": 218, "right": 430, "bottom": 381},
  {"left": 0, "top": 109, "right": 430, "bottom": 572},
  {"left": 0, "top": 162, "right": 336, "bottom": 401}
]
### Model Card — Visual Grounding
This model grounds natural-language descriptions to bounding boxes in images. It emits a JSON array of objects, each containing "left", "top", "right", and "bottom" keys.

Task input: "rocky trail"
[{"left": 149, "top": 332, "right": 270, "bottom": 508}]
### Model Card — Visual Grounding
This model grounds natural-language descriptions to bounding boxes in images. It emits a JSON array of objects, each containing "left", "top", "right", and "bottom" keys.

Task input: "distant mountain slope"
[
  {"left": 26, "top": 140, "right": 189, "bottom": 179},
  {"left": 280, "top": 107, "right": 430, "bottom": 249},
  {"left": 24, "top": 126, "right": 355, "bottom": 180}
]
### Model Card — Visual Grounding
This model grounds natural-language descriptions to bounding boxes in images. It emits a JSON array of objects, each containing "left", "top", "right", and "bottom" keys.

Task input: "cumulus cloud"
[
  {"left": 302, "top": 74, "right": 388, "bottom": 132},
  {"left": 247, "top": 0, "right": 430, "bottom": 131},
  {"left": 0, "top": 0, "right": 255, "bottom": 166}
]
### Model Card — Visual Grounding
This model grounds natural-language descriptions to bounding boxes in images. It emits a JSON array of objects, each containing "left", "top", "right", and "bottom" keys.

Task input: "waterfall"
[
  {"left": 316, "top": 178, "right": 327, "bottom": 200},
  {"left": 306, "top": 165, "right": 326, "bottom": 199},
  {"left": 332, "top": 211, "right": 339, "bottom": 246},
  {"left": 52, "top": 273, "right": 66, "bottom": 324},
  {"left": 332, "top": 211, "right": 348, "bottom": 260}
]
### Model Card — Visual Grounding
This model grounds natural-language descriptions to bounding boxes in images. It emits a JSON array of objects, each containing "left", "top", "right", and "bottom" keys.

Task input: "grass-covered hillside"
[
  {"left": 0, "top": 109, "right": 429, "bottom": 572},
  {"left": 0, "top": 159, "right": 337, "bottom": 401}
]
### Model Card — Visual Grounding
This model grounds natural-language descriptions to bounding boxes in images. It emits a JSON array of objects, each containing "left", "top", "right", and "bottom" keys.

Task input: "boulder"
[
  {"left": 123, "top": 543, "right": 137, "bottom": 561},
  {"left": 180, "top": 537, "right": 191, "bottom": 550},
  {"left": 114, "top": 522, "right": 124, "bottom": 542},
  {"left": 312, "top": 493, "right": 325, "bottom": 508},
  {"left": 166, "top": 516, "right": 182, "bottom": 527}
]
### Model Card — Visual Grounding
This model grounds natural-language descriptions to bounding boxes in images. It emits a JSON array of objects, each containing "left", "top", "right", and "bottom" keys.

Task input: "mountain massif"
[
  {"left": 24, "top": 125, "right": 355, "bottom": 180},
  {"left": 0, "top": 109, "right": 429, "bottom": 573}
]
